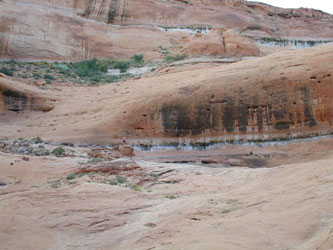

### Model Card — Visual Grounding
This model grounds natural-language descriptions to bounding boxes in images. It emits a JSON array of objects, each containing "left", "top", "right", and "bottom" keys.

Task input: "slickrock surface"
[
  {"left": 0, "top": 139, "right": 332, "bottom": 250},
  {"left": 1, "top": 45, "right": 332, "bottom": 145},
  {"left": 1, "top": 2, "right": 333, "bottom": 250}
]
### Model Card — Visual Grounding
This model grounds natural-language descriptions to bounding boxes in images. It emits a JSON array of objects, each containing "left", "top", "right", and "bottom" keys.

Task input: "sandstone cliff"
[
  {"left": 0, "top": 45, "right": 332, "bottom": 144},
  {"left": 0, "top": 73, "right": 55, "bottom": 116},
  {"left": 0, "top": 0, "right": 332, "bottom": 61}
]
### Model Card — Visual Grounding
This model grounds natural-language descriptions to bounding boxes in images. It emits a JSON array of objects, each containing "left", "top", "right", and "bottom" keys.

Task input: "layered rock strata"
[
  {"left": 0, "top": 0, "right": 333, "bottom": 61},
  {"left": 0, "top": 46, "right": 332, "bottom": 145},
  {"left": 0, "top": 74, "right": 55, "bottom": 115}
]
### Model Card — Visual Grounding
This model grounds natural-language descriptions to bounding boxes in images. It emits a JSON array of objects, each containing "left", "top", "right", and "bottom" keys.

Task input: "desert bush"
[
  {"left": 71, "top": 58, "right": 100, "bottom": 77},
  {"left": 52, "top": 147, "right": 65, "bottom": 157},
  {"left": 33, "top": 72, "right": 41, "bottom": 79},
  {"left": 129, "top": 184, "right": 141, "bottom": 191},
  {"left": 67, "top": 173, "right": 77, "bottom": 180},
  {"left": 165, "top": 53, "right": 187, "bottom": 62},
  {"left": 116, "top": 175, "right": 127, "bottom": 184},
  {"left": 89, "top": 74, "right": 102, "bottom": 83},
  {"left": 44, "top": 73, "right": 55, "bottom": 80},
  {"left": 113, "top": 61, "right": 130, "bottom": 73},
  {"left": 0, "top": 67, "right": 13, "bottom": 76},
  {"left": 132, "top": 54, "right": 144, "bottom": 64}
]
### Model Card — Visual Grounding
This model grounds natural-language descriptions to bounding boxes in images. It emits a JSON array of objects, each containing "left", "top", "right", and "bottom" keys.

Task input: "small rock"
[
  {"left": 119, "top": 146, "right": 135, "bottom": 157},
  {"left": 201, "top": 159, "right": 218, "bottom": 164},
  {"left": 227, "top": 158, "right": 242, "bottom": 166},
  {"left": 22, "top": 156, "right": 29, "bottom": 161},
  {"left": 144, "top": 223, "right": 156, "bottom": 228}
]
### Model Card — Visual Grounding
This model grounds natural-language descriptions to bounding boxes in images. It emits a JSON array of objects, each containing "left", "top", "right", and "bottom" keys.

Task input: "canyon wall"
[
  {"left": 0, "top": 46, "right": 332, "bottom": 144},
  {"left": 109, "top": 45, "right": 333, "bottom": 144},
  {"left": 73, "top": 0, "right": 333, "bottom": 39},
  {"left": 0, "top": 0, "right": 259, "bottom": 61},
  {"left": 0, "top": 0, "right": 333, "bottom": 61}
]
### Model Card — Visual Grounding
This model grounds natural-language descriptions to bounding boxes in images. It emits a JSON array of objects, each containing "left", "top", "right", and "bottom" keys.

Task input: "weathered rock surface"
[
  {"left": 186, "top": 28, "right": 260, "bottom": 57},
  {"left": 41, "top": 0, "right": 333, "bottom": 40},
  {"left": 0, "top": 45, "right": 332, "bottom": 144},
  {"left": 0, "top": 0, "right": 332, "bottom": 61},
  {"left": 115, "top": 46, "right": 333, "bottom": 144},
  {"left": 0, "top": 143, "right": 333, "bottom": 250},
  {"left": 0, "top": 73, "right": 55, "bottom": 115}
]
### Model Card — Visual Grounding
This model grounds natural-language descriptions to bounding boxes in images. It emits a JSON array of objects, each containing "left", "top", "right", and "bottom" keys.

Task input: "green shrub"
[
  {"left": 71, "top": 58, "right": 100, "bottom": 77},
  {"left": 52, "top": 147, "right": 65, "bottom": 157},
  {"left": 20, "top": 73, "right": 29, "bottom": 78},
  {"left": 54, "top": 63, "right": 70, "bottom": 71},
  {"left": 116, "top": 175, "right": 127, "bottom": 184},
  {"left": 89, "top": 74, "right": 102, "bottom": 83},
  {"left": 109, "top": 179, "right": 118, "bottom": 185},
  {"left": 132, "top": 54, "right": 144, "bottom": 64},
  {"left": 129, "top": 184, "right": 141, "bottom": 191},
  {"left": 0, "top": 68, "right": 13, "bottom": 76},
  {"left": 67, "top": 173, "right": 77, "bottom": 180},
  {"left": 104, "top": 75, "right": 120, "bottom": 83},
  {"left": 44, "top": 74, "right": 55, "bottom": 80},
  {"left": 165, "top": 54, "right": 187, "bottom": 62},
  {"left": 113, "top": 61, "right": 130, "bottom": 73},
  {"left": 33, "top": 72, "right": 41, "bottom": 79},
  {"left": 32, "top": 136, "right": 43, "bottom": 143},
  {"left": 166, "top": 195, "right": 178, "bottom": 199}
]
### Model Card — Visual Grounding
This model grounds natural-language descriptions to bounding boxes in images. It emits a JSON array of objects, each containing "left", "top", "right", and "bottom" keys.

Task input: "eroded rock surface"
[
  {"left": 0, "top": 74, "right": 55, "bottom": 115},
  {"left": 0, "top": 0, "right": 333, "bottom": 61},
  {"left": 0, "top": 46, "right": 332, "bottom": 145}
]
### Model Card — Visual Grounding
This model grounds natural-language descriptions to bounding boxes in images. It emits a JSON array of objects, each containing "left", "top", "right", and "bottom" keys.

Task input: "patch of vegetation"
[
  {"left": 165, "top": 195, "right": 178, "bottom": 199},
  {"left": 0, "top": 55, "right": 148, "bottom": 85},
  {"left": 222, "top": 208, "right": 237, "bottom": 214},
  {"left": 66, "top": 173, "right": 77, "bottom": 180},
  {"left": 32, "top": 136, "right": 43, "bottom": 144},
  {"left": 150, "top": 172, "right": 159, "bottom": 178},
  {"left": 50, "top": 180, "right": 61, "bottom": 189},
  {"left": 129, "top": 183, "right": 141, "bottom": 192},
  {"left": 116, "top": 175, "right": 127, "bottom": 184},
  {"left": 43, "top": 73, "right": 55, "bottom": 81},
  {"left": 165, "top": 53, "right": 187, "bottom": 62},
  {"left": 52, "top": 147, "right": 65, "bottom": 157},
  {"left": 132, "top": 54, "right": 144, "bottom": 64},
  {"left": 0, "top": 67, "right": 13, "bottom": 76},
  {"left": 109, "top": 179, "right": 118, "bottom": 185}
]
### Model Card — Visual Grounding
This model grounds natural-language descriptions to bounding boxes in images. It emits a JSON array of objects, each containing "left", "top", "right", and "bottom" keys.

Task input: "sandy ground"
[{"left": 0, "top": 137, "right": 332, "bottom": 250}]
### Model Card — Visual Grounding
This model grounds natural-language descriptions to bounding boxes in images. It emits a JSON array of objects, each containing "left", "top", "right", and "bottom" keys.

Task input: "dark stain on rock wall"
[
  {"left": 222, "top": 98, "right": 235, "bottom": 132},
  {"left": 161, "top": 104, "right": 191, "bottom": 137},
  {"left": 159, "top": 84, "right": 319, "bottom": 137},
  {"left": 237, "top": 101, "right": 249, "bottom": 132},
  {"left": 193, "top": 104, "right": 211, "bottom": 135},
  {"left": 2, "top": 90, "right": 27, "bottom": 112},
  {"left": 301, "top": 86, "right": 317, "bottom": 127},
  {"left": 108, "top": 0, "right": 119, "bottom": 23}
]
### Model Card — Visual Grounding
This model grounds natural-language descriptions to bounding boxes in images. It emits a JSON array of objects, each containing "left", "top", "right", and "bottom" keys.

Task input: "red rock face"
[
  {"left": 113, "top": 46, "right": 333, "bottom": 143},
  {"left": 0, "top": 74, "right": 55, "bottom": 115},
  {"left": 0, "top": 0, "right": 332, "bottom": 61},
  {"left": 77, "top": 0, "right": 333, "bottom": 39},
  {"left": 0, "top": 46, "right": 332, "bottom": 144}
]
